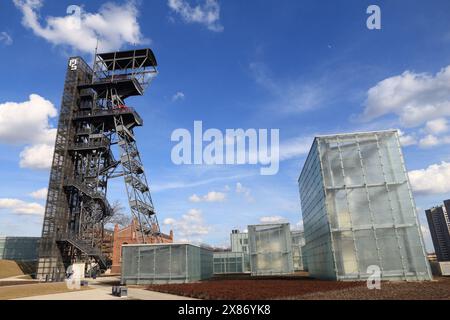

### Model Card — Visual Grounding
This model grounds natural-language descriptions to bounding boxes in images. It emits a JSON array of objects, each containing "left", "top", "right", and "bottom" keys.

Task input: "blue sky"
[{"left": 1, "top": 0, "right": 450, "bottom": 251}]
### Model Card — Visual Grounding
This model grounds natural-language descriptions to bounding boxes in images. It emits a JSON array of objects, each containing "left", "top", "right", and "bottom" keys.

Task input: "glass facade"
[
  {"left": 298, "top": 130, "right": 432, "bottom": 281},
  {"left": 0, "top": 237, "right": 40, "bottom": 261},
  {"left": 213, "top": 252, "right": 250, "bottom": 274},
  {"left": 121, "top": 243, "right": 213, "bottom": 284},
  {"left": 291, "top": 231, "right": 305, "bottom": 271},
  {"left": 248, "top": 223, "right": 294, "bottom": 276}
]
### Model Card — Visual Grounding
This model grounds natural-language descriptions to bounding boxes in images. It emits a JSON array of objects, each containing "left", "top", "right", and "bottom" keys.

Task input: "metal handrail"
[{"left": 74, "top": 107, "right": 143, "bottom": 124}]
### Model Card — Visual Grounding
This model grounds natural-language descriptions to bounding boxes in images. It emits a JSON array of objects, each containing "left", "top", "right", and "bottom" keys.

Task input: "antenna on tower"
[{"left": 92, "top": 38, "right": 100, "bottom": 84}]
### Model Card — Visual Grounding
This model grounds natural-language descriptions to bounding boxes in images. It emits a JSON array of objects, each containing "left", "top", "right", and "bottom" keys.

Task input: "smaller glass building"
[
  {"left": 248, "top": 223, "right": 294, "bottom": 276},
  {"left": 0, "top": 237, "right": 40, "bottom": 261},
  {"left": 213, "top": 252, "right": 250, "bottom": 274},
  {"left": 121, "top": 243, "right": 213, "bottom": 284},
  {"left": 291, "top": 231, "right": 305, "bottom": 271},
  {"left": 298, "top": 130, "right": 432, "bottom": 281}
]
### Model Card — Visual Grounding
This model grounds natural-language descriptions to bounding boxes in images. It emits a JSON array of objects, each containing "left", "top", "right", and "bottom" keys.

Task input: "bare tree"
[{"left": 106, "top": 200, "right": 132, "bottom": 228}]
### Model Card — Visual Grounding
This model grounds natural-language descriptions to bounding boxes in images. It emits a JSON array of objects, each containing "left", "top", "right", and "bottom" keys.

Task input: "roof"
[
  {"left": 79, "top": 78, "right": 144, "bottom": 98},
  {"left": 314, "top": 129, "right": 398, "bottom": 139},
  {"left": 122, "top": 243, "right": 211, "bottom": 250},
  {"left": 97, "top": 48, "right": 157, "bottom": 70},
  {"left": 298, "top": 129, "right": 401, "bottom": 182}
]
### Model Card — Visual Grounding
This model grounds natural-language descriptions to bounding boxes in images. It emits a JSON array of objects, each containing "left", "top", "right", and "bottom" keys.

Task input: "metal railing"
[
  {"left": 74, "top": 107, "right": 143, "bottom": 125},
  {"left": 69, "top": 138, "right": 110, "bottom": 151}
]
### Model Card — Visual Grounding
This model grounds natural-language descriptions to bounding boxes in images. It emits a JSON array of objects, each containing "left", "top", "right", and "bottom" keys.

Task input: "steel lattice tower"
[{"left": 37, "top": 49, "right": 160, "bottom": 281}]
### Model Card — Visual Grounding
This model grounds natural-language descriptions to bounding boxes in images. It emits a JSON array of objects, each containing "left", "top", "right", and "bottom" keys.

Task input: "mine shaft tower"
[{"left": 37, "top": 49, "right": 160, "bottom": 281}]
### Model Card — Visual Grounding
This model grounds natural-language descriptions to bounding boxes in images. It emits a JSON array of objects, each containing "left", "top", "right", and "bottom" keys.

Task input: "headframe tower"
[{"left": 37, "top": 49, "right": 160, "bottom": 281}]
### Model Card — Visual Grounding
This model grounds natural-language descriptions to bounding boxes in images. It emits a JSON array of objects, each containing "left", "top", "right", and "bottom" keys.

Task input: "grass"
[
  {"left": 0, "top": 282, "right": 92, "bottom": 300},
  {"left": 0, "top": 260, "right": 29, "bottom": 279}
]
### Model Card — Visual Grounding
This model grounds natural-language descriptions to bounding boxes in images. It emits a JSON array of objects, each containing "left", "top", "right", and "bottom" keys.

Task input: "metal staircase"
[
  {"left": 58, "top": 237, "right": 109, "bottom": 270},
  {"left": 114, "top": 105, "right": 160, "bottom": 241}
]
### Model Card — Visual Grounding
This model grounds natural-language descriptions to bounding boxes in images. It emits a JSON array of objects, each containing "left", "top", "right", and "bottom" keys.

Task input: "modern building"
[
  {"left": 111, "top": 219, "right": 174, "bottom": 273},
  {"left": 298, "top": 130, "right": 431, "bottom": 281},
  {"left": 248, "top": 223, "right": 294, "bottom": 276},
  {"left": 121, "top": 243, "right": 213, "bottom": 284},
  {"left": 230, "top": 229, "right": 249, "bottom": 253},
  {"left": 291, "top": 230, "right": 305, "bottom": 271},
  {"left": 426, "top": 200, "right": 450, "bottom": 261},
  {"left": 0, "top": 237, "right": 40, "bottom": 261},
  {"left": 213, "top": 252, "right": 251, "bottom": 274}
]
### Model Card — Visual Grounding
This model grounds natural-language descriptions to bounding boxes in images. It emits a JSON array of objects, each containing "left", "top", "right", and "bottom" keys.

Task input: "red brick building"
[{"left": 111, "top": 219, "right": 173, "bottom": 273}]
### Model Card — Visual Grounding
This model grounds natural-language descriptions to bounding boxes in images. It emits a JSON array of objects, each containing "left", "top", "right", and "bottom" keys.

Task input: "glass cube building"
[
  {"left": 298, "top": 130, "right": 432, "bottom": 281},
  {"left": 121, "top": 243, "right": 213, "bottom": 284},
  {"left": 248, "top": 223, "right": 294, "bottom": 276},
  {"left": 213, "top": 252, "right": 251, "bottom": 274}
]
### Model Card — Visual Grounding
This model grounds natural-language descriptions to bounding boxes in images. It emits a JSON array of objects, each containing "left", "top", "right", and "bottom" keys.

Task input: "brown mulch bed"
[
  {"left": 300, "top": 277, "right": 450, "bottom": 300},
  {"left": 147, "top": 277, "right": 364, "bottom": 300},
  {"left": 146, "top": 275, "right": 450, "bottom": 300}
]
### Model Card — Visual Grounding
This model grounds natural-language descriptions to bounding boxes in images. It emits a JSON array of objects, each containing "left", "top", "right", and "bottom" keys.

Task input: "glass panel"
[
  {"left": 368, "top": 186, "right": 392, "bottom": 225},
  {"left": 347, "top": 188, "right": 371, "bottom": 227},
  {"left": 377, "top": 228, "right": 403, "bottom": 274},
  {"left": 354, "top": 230, "right": 379, "bottom": 275},
  {"left": 333, "top": 231, "right": 358, "bottom": 276}
]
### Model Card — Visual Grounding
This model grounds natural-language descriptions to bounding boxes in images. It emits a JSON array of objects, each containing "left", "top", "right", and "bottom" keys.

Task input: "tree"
[{"left": 106, "top": 200, "right": 132, "bottom": 228}]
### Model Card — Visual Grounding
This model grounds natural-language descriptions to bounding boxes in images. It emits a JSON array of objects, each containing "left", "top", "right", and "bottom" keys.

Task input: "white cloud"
[
  {"left": 163, "top": 209, "right": 211, "bottom": 242},
  {"left": 168, "top": 0, "right": 223, "bottom": 32},
  {"left": 294, "top": 219, "right": 304, "bottom": 231},
  {"left": 0, "top": 31, "right": 13, "bottom": 45},
  {"left": 189, "top": 194, "right": 202, "bottom": 202},
  {"left": 361, "top": 66, "right": 450, "bottom": 127},
  {"left": 398, "top": 130, "right": 417, "bottom": 147},
  {"left": 418, "top": 134, "right": 450, "bottom": 148},
  {"left": 189, "top": 191, "right": 226, "bottom": 203},
  {"left": 419, "top": 134, "right": 439, "bottom": 148},
  {"left": 235, "top": 182, "right": 247, "bottom": 194},
  {"left": 426, "top": 118, "right": 448, "bottom": 134},
  {"left": 163, "top": 218, "right": 176, "bottom": 225},
  {"left": 409, "top": 161, "right": 450, "bottom": 195},
  {"left": 0, "top": 94, "right": 56, "bottom": 170},
  {"left": 204, "top": 191, "right": 226, "bottom": 202},
  {"left": 279, "top": 136, "right": 312, "bottom": 161},
  {"left": 236, "top": 182, "right": 254, "bottom": 202},
  {"left": 152, "top": 173, "right": 253, "bottom": 192},
  {"left": 13, "top": 0, "right": 147, "bottom": 54},
  {"left": 29, "top": 188, "right": 48, "bottom": 200},
  {"left": 259, "top": 215, "right": 288, "bottom": 224},
  {"left": 0, "top": 94, "right": 56, "bottom": 145},
  {"left": 0, "top": 198, "right": 45, "bottom": 216},
  {"left": 172, "top": 91, "right": 185, "bottom": 102},
  {"left": 20, "top": 144, "right": 54, "bottom": 170}
]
